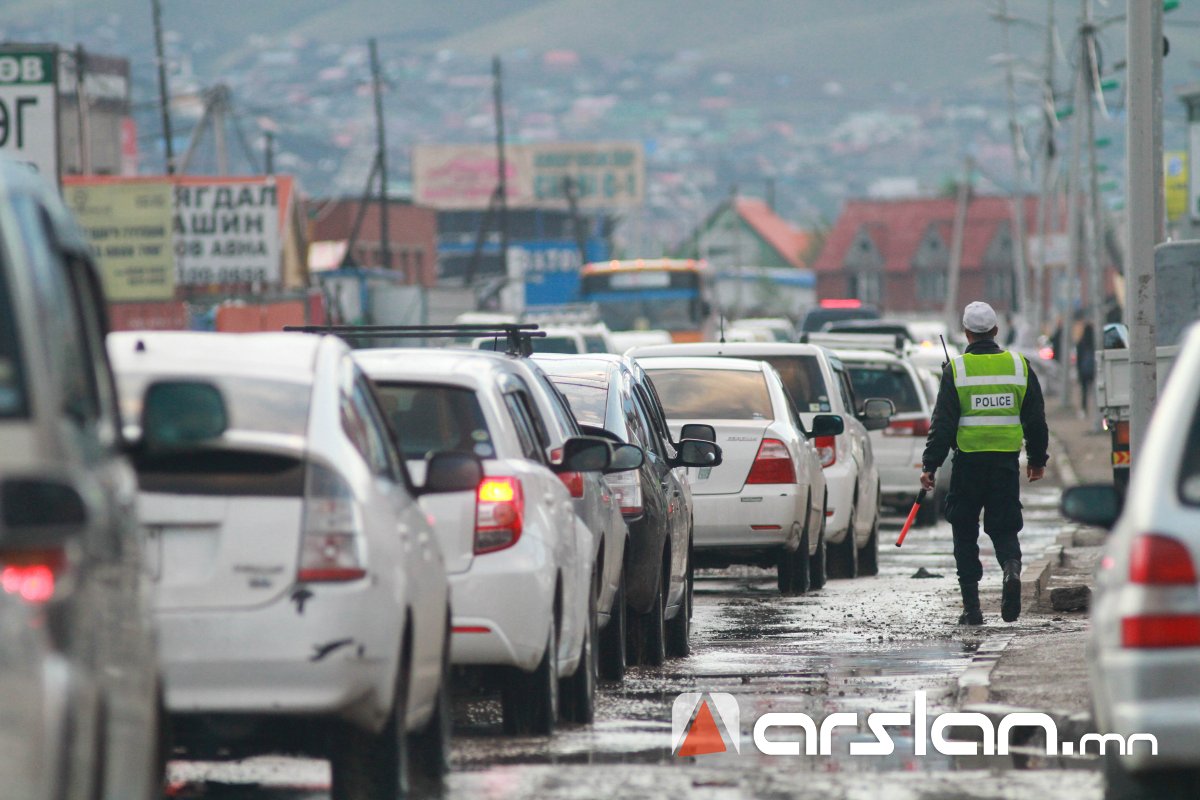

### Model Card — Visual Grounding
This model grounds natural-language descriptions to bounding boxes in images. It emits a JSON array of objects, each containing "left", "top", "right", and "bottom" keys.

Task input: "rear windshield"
[
  {"left": 117, "top": 375, "right": 310, "bottom": 437},
  {"left": 644, "top": 368, "right": 773, "bottom": 420},
  {"left": 583, "top": 335, "right": 608, "bottom": 353},
  {"left": 760, "top": 355, "right": 831, "bottom": 413},
  {"left": 552, "top": 380, "right": 608, "bottom": 427},
  {"left": 845, "top": 364, "right": 923, "bottom": 414},
  {"left": 375, "top": 382, "right": 496, "bottom": 460},
  {"left": 0, "top": 259, "right": 26, "bottom": 419},
  {"left": 478, "top": 335, "right": 580, "bottom": 354}
]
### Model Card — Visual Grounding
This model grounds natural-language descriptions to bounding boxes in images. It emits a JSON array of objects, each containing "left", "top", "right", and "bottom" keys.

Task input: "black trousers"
[{"left": 943, "top": 451, "right": 1023, "bottom": 583}]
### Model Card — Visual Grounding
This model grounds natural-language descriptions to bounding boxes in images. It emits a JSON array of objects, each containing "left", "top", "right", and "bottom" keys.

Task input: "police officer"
[{"left": 920, "top": 301, "right": 1049, "bottom": 625}]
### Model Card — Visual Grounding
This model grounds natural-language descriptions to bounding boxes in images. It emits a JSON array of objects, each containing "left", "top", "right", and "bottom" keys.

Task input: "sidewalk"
[{"left": 957, "top": 387, "right": 1110, "bottom": 734}]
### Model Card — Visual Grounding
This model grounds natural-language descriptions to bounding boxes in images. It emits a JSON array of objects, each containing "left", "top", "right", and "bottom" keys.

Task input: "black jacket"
[{"left": 921, "top": 338, "right": 1049, "bottom": 473}]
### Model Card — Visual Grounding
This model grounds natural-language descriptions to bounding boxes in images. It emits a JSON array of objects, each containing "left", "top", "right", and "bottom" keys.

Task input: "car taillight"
[
  {"left": 299, "top": 464, "right": 367, "bottom": 582},
  {"left": 814, "top": 435, "right": 836, "bottom": 468},
  {"left": 558, "top": 471, "right": 585, "bottom": 498},
  {"left": 0, "top": 547, "right": 65, "bottom": 604},
  {"left": 1129, "top": 534, "right": 1197, "bottom": 585},
  {"left": 476, "top": 476, "right": 524, "bottom": 554},
  {"left": 1121, "top": 615, "right": 1200, "bottom": 648},
  {"left": 884, "top": 418, "right": 931, "bottom": 437},
  {"left": 746, "top": 439, "right": 796, "bottom": 484},
  {"left": 606, "top": 469, "right": 643, "bottom": 516}
]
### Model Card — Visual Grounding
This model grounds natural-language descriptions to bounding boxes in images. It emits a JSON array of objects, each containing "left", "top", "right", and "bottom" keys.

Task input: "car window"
[
  {"left": 761, "top": 355, "right": 831, "bottom": 413},
  {"left": 0, "top": 245, "right": 26, "bottom": 419},
  {"left": 634, "top": 372, "right": 678, "bottom": 450},
  {"left": 356, "top": 376, "right": 405, "bottom": 480},
  {"left": 553, "top": 380, "right": 608, "bottom": 428},
  {"left": 644, "top": 367, "right": 773, "bottom": 420},
  {"left": 836, "top": 368, "right": 858, "bottom": 414},
  {"left": 630, "top": 390, "right": 665, "bottom": 457},
  {"left": 583, "top": 335, "right": 608, "bottom": 353},
  {"left": 503, "top": 391, "right": 544, "bottom": 462},
  {"left": 526, "top": 368, "right": 580, "bottom": 439},
  {"left": 845, "top": 364, "right": 922, "bottom": 414},
  {"left": 1180, "top": 397, "right": 1200, "bottom": 507},
  {"left": 375, "top": 382, "right": 496, "bottom": 461},
  {"left": 118, "top": 373, "right": 311, "bottom": 438}
]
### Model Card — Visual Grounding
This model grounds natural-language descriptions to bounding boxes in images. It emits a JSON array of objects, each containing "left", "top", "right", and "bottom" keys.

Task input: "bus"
[{"left": 579, "top": 259, "right": 716, "bottom": 342}]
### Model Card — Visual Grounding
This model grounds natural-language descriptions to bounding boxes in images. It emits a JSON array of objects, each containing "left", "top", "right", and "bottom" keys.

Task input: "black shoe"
[
  {"left": 1001, "top": 560, "right": 1022, "bottom": 622},
  {"left": 958, "top": 581, "right": 983, "bottom": 626}
]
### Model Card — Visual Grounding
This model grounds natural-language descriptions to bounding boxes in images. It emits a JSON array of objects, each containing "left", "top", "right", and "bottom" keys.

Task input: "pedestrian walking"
[
  {"left": 920, "top": 301, "right": 1049, "bottom": 625},
  {"left": 1076, "top": 321, "right": 1096, "bottom": 415}
]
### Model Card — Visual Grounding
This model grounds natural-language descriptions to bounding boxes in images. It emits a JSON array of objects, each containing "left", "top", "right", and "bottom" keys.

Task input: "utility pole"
[
  {"left": 1126, "top": 0, "right": 1163, "bottom": 463},
  {"left": 264, "top": 131, "right": 275, "bottom": 175},
  {"left": 944, "top": 156, "right": 973, "bottom": 335},
  {"left": 998, "top": 0, "right": 1030, "bottom": 332},
  {"left": 211, "top": 85, "right": 229, "bottom": 174},
  {"left": 1061, "top": 20, "right": 1087, "bottom": 411},
  {"left": 493, "top": 55, "right": 509, "bottom": 282},
  {"left": 151, "top": 0, "right": 175, "bottom": 173},
  {"left": 369, "top": 39, "right": 390, "bottom": 270},
  {"left": 73, "top": 45, "right": 91, "bottom": 175},
  {"left": 1081, "top": 0, "right": 1108, "bottom": 417},
  {"left": 1031, "top": 0, "right": 1058, "bottom": 340}
]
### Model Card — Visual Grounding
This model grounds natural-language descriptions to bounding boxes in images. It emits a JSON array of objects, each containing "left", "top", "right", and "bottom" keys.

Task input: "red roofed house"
[
  {"left": 678, "top": 196, "right": 811, "bottom": 269},
  {"left": 814, "top": 195, "right": 1044, "bottom": 314}
]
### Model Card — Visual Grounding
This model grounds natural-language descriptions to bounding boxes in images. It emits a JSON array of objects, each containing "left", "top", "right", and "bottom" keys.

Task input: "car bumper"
[
  {"left": 692, "top": 486, "right": 803, "bottom": 552},
  {"left": 448, "top": 534, "right": 555, "bottom": 673},
  {"left": 157, "top": 580, "right": 401, "bottom": 730},
  {"left": 1095, "top": 646, "right": 1200, "bottom": 770}
]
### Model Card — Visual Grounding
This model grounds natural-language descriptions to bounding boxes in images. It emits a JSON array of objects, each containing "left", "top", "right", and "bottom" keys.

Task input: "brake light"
[
  {"left": 746, "top": 439, "right": 796, "bottom": 484},
  {"left": 558, "top": 471, "right": 585, "bottom": 498},
  {"left": 1122, "top": 615, "right": 1200, "bottom": 648},
  {"left": 1129, "top": 534, "right": 1197, "bottom": 585},
  {"left": 299, "top": 464, "right": 367, "bottom": 582},
  {"left": 820, "top": 298, "right": 862, "bottom": 309},
  {"left": 476, "top": 476, "right": 524, "bottom": 554},
  {"left": 814, "top": 435, "right": 836, "bottom": 468},
  {"left": 607, "top": 469, "right": 643, "bottom": 516},
  {"left": 0, "top": 548, "right": 65, "bottom": 604},
  {"left": 884, "top": 418, "right": 931, "bottom": 437}
]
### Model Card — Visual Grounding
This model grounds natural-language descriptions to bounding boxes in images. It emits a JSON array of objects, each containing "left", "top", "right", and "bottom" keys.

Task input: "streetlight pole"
[{"left": 998, "top": 0, "right": 1031, "bottom": 331}]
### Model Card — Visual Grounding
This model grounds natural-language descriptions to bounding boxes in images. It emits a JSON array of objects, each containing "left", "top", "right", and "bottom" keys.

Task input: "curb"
[
  {"left": 1047, "top": 428, "right": 1080, "bottom": 488},
  {"left": 956, "top": 633, "right": 1015, "bottom": 705}
]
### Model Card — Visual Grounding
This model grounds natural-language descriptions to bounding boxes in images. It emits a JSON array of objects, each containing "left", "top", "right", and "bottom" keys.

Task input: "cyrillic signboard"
[
  {"left": 65, "top": 179, "right": 175, "bottom": 301},
  {"left": 1166, "top": 150, "right": 1188, "bottom": 223},
  {"left": 0, "top": 47, "right": 58, "bottom": 180},
  {"left": 173, "top": 177, "right": 293, "bottom": 286},
  {"left": 413, "top": 141, "right": 643, "bottom": 210}
]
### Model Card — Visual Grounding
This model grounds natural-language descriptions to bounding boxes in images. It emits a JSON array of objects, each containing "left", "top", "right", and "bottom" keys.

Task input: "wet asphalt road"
[{"left": 166, "top": 488, "right": 1103, "bottom": 799}]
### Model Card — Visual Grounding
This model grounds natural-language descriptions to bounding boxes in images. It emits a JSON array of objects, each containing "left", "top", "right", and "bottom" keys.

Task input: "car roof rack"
[{"left": 283, "top": 323, "right": 546, "bottom": 357}]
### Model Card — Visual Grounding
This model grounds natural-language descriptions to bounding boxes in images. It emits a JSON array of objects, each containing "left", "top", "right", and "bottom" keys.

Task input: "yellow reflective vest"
[{"left": 950, "top": 350, "right": 1027, "bottom": 452}]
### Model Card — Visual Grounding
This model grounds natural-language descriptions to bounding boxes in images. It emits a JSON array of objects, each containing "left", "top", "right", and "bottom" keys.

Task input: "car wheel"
[
  {"left": 777, "top": 521, "right": 811, "bottom": 596},
  {"left": 148, "top": 683, "right": 169, "bottom": 800},
  {"left": 665, "top": 550, "right": 691, "bottom": 658},
  {"left": 857, "top": 512, "right": 880, "bottom": 577},
  {"left": 627, "top": 559, "right": 666, "bottom": 668},
  {"left": 560, "top": 580, "right": 597, "bottom": 724},
  {"left": 501, "top": 623, "right": 559, "bottom": 736},
  {"left": 1104, "top": 750, "right": 1200, "bottom": 800},
  {"left": 809, "top": 504, "right": 828, "bottom": 590},
  {"left": 826, "top": 506, "right": 859, "bottom": 579},
  {"left": 330, "top": 645, "right": 411, "bottom": 800},
  {"left": 410, "top": 618, "right": 452, "bottom": 782},
  {"left": 598, "top": 564, "right": 627, "bottom": 681}
]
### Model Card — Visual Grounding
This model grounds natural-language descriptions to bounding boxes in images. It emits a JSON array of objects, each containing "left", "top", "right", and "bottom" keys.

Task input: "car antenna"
[
  {"left": 940, "top": 334, "right": 951, "bottom": 369},
  {"left": 719, "top": 312, "right": 726, "bottom": 344}
]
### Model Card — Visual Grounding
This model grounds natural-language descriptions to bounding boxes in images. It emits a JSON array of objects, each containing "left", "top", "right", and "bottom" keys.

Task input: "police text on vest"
[{"left": 971, "top": 393, "right": 1015, "bottom": 410}]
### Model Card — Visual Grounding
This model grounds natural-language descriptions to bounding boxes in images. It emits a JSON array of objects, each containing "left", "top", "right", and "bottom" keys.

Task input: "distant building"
[
  {"left": 307, "top": 198, "right": 438, "bottom": 287},
  {"left": 678, "top": 196, "right": 810, "bottom": 269},
  {"left": 815, "top": 195, "right": 1045, "bottom": 314}
]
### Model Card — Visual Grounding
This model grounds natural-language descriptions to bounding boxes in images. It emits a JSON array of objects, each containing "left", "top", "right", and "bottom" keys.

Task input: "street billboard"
[
  {"left": 1165, "top": 150, "right": 1188, "bottom": 223},
  {"left": 0, "top": 46, "right": 58, "bottom": 181},
  {"left": 413, "top": 141, "right": 643, "bottom": 210}
]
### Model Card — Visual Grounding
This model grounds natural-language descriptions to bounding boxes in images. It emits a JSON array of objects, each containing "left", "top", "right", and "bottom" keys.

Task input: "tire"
[
  {"left": 560, "top": 581, "right": 597, "bottom": 724},
  {"left": 598, "top": 564, "right": 627, "bottom": 682},
  {"left": 501, "top": 623, "right": 558, "bottom": 736},
  {"left": 826, "top": 507, "right": 859, "bottom": 580},
  {"left": 777, "top": 521, "right": 811, "bottom": 596},
  {"left": 809, "top": 505, "right": 828, "bottom": 590},
  {"left": 857, "top": 512, "right": 880, "bottom": 577},
  {"left": 148, "top": 684, "right": 169, "bottom": 800},
  {"left": 410, "top": 619, "right": 452, "bottom": 783},
  {"left": 665, "top": 550, "right": 691, "bottom": 658},
  {"left": 1104, "top": 750, "right": 1200, "bottom": 800},
  {"left": 330, "top": 645, "right": 411, "bottom": 800},
  {"left": 627, "top": 559, "right": 666, "bottom": 668}
]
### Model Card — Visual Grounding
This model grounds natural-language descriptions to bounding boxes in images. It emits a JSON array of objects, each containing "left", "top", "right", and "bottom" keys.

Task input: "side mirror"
[
  {"left": 808, "top": 414, "right": 844, "bottom": 438},
  {"left": 140, "top": 381, "right": 228, "bottom": 449},
  {"left": 859, "top": 397, "right": 895, "bottom": 432},
  {"left": 1061, "top": 484, "right": 1122, "bottom": 529},
  {"left": 680, "top": 423, "right": 716, "bottom": 443},
  {"left": 605, "top": 443, "right": 644, "bottom": 473},
  {"left": 422, "top": 452, "right": 483, "bottom": 494},
  {"left": 0, "top": 478, "right": 89, "bottom": 546},
  {"left": 558, "top": 436, "right": 612, "bottom": 473},
  {"left": 675, "top": 438, "right": 722, "bottom": 468}
]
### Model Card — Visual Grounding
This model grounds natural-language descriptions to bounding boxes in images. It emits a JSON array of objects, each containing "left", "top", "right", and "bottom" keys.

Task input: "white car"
[
  {"left": 356, "top": 348, "right": 607, "bottom": 734},
  {"left": 627, "top": 342, "right": 888, "bottom": 578},
  {"left": 1062, "top": 322, "right": 1200, "bottom": 800},
  {"left": 0, "top": 593, "right": 63, "bottom": 800},
  {"left": 473, "top": 325, "right": 612, "bottom": 355},
  {"left": 110, "top": 331, "right": 475, "bottom": 797},
  {"left": 636, "top": 356, "right": 837, "bottom": 594}
]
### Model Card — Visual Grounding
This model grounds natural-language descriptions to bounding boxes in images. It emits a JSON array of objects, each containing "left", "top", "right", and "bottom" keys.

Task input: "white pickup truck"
[{"left": 1095, "top": 344, "right": 1179, "bottom": 492}]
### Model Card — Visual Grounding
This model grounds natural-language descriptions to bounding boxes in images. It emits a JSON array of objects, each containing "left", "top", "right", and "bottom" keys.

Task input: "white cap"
[{"left": 962, "top": 301, "right": 998, "bottom": 334}]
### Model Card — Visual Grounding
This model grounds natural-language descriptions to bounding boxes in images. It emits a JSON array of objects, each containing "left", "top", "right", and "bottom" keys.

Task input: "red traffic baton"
[{"left": 894, "top": 488, "right": 928, "bottom": 548}]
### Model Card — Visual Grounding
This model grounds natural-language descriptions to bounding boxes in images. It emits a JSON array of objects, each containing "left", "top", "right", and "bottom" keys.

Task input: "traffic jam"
[{"left": 1, "top": 3, "right": 1198, "bottom": 800}]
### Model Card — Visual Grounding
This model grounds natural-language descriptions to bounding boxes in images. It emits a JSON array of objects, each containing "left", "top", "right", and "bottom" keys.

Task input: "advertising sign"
[
  {"left": 0, "top": 47, "right": 58, "bottom": 180},
  {"left": 1165, "top": 150, "right": 1188, "bottom": 223},
  {"left": 413, "top": 142, "right": 644, "bottom": 210},
  {"left": 65, "top": 179, "right": 175, "bottom": 301}
]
